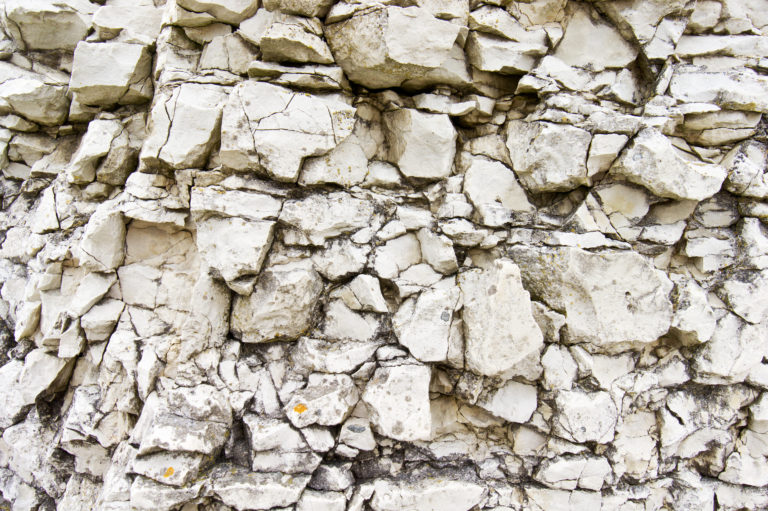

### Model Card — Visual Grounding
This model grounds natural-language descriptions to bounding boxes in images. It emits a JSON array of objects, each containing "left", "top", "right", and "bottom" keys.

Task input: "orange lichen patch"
[
  {"left": 293, "top": 403, "right": 308, "bottom": 414},
  {"left": 163, "top": 467, "right": 175, "bottom": 478}
]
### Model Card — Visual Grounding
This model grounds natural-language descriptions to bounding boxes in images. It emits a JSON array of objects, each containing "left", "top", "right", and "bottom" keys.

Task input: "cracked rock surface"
[{"left": 1, "top": 0, "right": 768, "bottom": 510}]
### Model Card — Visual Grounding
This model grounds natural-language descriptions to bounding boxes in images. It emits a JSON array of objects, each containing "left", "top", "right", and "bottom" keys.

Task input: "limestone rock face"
[
  {"left": 4, "top": 2, "right": 768, "bottom": 509},
  {"left": 325, "top": 6, "right": 461, "bottom": 89}
]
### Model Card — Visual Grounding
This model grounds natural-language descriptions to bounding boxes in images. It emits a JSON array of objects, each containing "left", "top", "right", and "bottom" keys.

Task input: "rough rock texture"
[{"left": 1, "top": 0, "right": 768, "bottom": 510}]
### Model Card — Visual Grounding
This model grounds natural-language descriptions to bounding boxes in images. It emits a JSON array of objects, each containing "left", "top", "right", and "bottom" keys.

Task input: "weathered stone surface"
[
  {"left": 463, "top": 155, "right": 534, "bottom": 226},
  {"left": 231, "top": 261, "right": 323, "bottom": 343},
  {"left": 3, "top": 4, "right": 768, "bottom": 509},
  {"left": 176, "top": 0, "right": 259, "bottom": 24},
  {"left": 363, "top": 363, "right": 431, "bottom": 441},
  {"left": 384, "top": 108, "right": 456, "bottom": 180},
  {"left": 370, "top": 478, "right": 486, "bottom": 511},
  {"left": 611, "top": 128, "right": 728, "bottom": 201},
  {"left": 211, "top": 464, "right": 310, "bottom": 510},
  {"left": 510, "top": 246, "right": 673, "bottom": 349},
  {"left": 326, "top": 6, "right": 461, "bottom": 89},
  {"left": 459, "top": 259, "right": 543, "bottom": 376},
  {"left": 221, "top": 81, "right": 356, "bottom": 182},
  {"left": 285, "top": 373, "right": 359, "bottom": 428},
  {"left": 3, "top": 0, "right": 93, "bottom": 50},
  {"left": 279, "top": 192, "right": 374, "bottom": 245},
  {"left": 506, "top": 120, "right": 592, "bottom": 193},
  {"left": 393, "top": 281, "right": 460, "bottom": 363},
  {"left": 140, "top": 83, "right": 228, "bottom": 170},
  {"left": 70, "top": 42, "right": 153, "bottom": 106}
]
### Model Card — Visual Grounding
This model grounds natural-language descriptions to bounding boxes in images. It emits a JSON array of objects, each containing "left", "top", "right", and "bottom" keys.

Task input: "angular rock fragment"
[
  {"left": 611, "top": 128, "right": 728, "bottom": 201},
  {"left": 459, "top": 259, "right": 543, "bottom": 377},
  {"left": 553, "top": 4, "right": 637, "bottom": 71},
  {"left": 0, "top": 65, "right": 70, "bottom": 126},
  {"left": 325, "top": 6, "right": 461, "bottom": 89},
  {"left": 196, "top": 217, "right": 275, "bottom": 290},
  {"left": 384, "top": 108, "right": 456, "bottom": 180},
  {"left": 463, "top": 155, "right": 534, "bottom": 226},
  {"left": 78, "top": 209, "right": 126, "bottom": 272},
  {"left": 553, "top": 389, "right": 618, "bottom": 444},
  {"left": 70, "top": 42, "right": 153, "bottom": 106},
  {"left": 393, "top": 281, "right": 460, "bottom": 363},
  {"left": 3, "top": 0, "right": 94, "bottom": 50},
  {"left": 370, "top": 478, "right": 486, "bottom": 511},
  {"left": 466, "top": 32, "right": 547, "bottom": 74},
  {"left": 478, "top": 380, "right": 537, "bottom": 424},
  {"left": 140, "top": 83, "right": 228, "bottom": 170},
  {"left": 285, "top": 373, "right": 359, "bottom": 428},
  {"left": 510, "top": 246, "right": 673, "bottom": 349},
  {"left": 279, "top": 192, "right": 373, "bottom": 245},
  {"left": 506, "top": 120, "right": 592, "bottom": 193},
  {"left": 362, "top": 363, "right": 431, "bottom": 441},
  {"left": 211, "top": 464, "right": 310, "bottom": 510},
  {"left": 176, "top": 0, "right": 259, "bottom": 24},
  {"left": 221, "top": 81, "right": 356, "bottom": 182},
  {"left": 231, "top": 261, "right": 323, "bottom": 343}
]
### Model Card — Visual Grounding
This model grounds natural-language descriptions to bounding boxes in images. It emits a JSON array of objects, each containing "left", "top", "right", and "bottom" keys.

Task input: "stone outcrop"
[{"left": 0, "top": 0, "right": 767, "bottom": 509}]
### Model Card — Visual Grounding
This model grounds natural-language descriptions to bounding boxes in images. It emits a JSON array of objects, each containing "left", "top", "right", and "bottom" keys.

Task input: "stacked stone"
[{"left": 0, "top": 0, "right": 767, "bottom": 510}]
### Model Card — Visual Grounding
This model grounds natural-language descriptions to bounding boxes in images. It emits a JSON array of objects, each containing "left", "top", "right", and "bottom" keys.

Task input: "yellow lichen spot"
[
  {"left": 293, "top": 403, "right": 308, "bottom": 414},
  {"left": 164, "top": 467, "right": 175, "bottom": 478}
]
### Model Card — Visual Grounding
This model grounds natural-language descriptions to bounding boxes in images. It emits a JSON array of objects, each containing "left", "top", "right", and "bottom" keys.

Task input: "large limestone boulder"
[
  {"left": 510, "top": 246, "right": 673, "bottom": 349},
  {"left": 220, "top": 81, "right": 356, "bottom": 182},
  {"left": 3, "top": 0, "right": 94, "bottom": 50},
  {"left": 325, "top": 6, "right": 461, "bottom": 89},
  {"left": 611, "top": 128, "right": 728, "bottom": 201},
  {"left": 69, "top": 42, "right": 153, "bottom": 106},
  {"left": 459, "top": 259, "right": 543, "bottom": 377}
]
